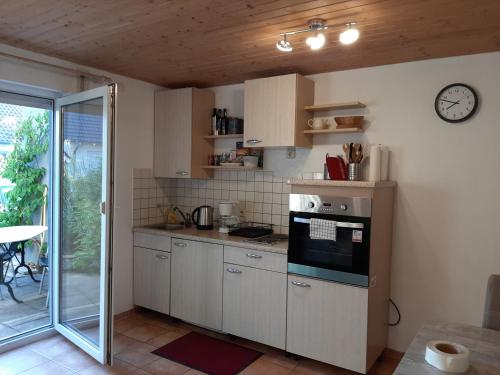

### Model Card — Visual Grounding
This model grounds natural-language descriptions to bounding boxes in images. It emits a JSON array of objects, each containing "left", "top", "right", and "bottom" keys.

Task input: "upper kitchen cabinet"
[
  {"left": 244, "top": 74, "right": 314, "bottom": 148},
  {"left": 154, "top": 88, "right": 214, "bottom": 178}
]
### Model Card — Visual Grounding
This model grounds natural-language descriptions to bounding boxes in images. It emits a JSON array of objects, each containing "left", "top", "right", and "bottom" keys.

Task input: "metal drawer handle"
[
  {"left": 176, "top": 171, "right": 189, "bottom": 176},
  {"left": 291, "top": 281, "right": 311, "bottom": 288},
  {"left": 156, "top": 254, "right": 168, "bottom": 260},
  {"left": 174, "top": 242, "right": 187, "bottom": 248},
  {"left": 226, "top": 267, "right": 242, "bottom": 274},
  {"left": 246, "top": 253, "right": 262, "bottom": 259},
  {"left": 246, "top": 139, "right": 262, "bottom": 144}
]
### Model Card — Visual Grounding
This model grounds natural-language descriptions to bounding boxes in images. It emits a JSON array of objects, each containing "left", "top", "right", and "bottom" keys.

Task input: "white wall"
[
  {"left": 0, "top": 43, "right": 158, "bottom": 314},
  {"left": 211, "top": 52, "right": 500, "bottom": 351}
]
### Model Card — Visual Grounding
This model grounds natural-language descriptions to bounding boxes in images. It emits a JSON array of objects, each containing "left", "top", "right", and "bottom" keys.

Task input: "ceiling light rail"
[{"left": 276, "top": 19, "right": 359, "bottom": 52}]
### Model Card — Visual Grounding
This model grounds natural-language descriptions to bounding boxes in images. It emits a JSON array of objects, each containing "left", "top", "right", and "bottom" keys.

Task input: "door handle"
[
  {"left": 246, "top": 139, "right": 262, "bottom": 145},
  {"left": 156, "top": 254, "right": 168, "bottom": 260},
  {"left": 174, "top": 242, "right": 187, "bottom": 248},
  {"left": 176, "top": 171, "right": 189, "bottom": 176},
  {"left": 246, "top": 253, "right": 262, "bottom": 259},
  {"left": 100, "top": 202, "right": 106, "bottom": 214},
  {"left": 291, "top": 281, "right": 311, "bottom": 288},
  {"left": 226, "top": 267, "right": 242, "bottom": 274}
]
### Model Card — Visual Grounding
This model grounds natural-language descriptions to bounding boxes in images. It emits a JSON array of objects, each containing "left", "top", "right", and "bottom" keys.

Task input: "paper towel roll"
[
  {"left": 368, "top": 144, "right": 381, "bottom": 182},
  {"left": 380, "top": 146, "right": 390, "bottom": 181},
  {"left": 425, "top": 340, "right": 470, "bottom": 373}
]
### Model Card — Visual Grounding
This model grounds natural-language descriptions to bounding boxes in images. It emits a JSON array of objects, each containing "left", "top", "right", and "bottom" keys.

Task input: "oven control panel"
[{"left": 289, "top": 194, "right": 372, "bottom": 218}]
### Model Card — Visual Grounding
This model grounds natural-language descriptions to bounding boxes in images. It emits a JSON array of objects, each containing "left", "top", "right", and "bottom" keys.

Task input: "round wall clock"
[{"left": 434, "top": 83, "right": 478, "bottom": 123}]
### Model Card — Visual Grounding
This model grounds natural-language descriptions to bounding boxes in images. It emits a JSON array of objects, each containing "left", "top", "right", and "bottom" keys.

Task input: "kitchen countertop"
[
  {"left": 394, "top": 322, "right": 500, "bottom": 374},
  {"left": 133, "top": 225, "right": 288, "bottom": 255},
  {"left": 287, "top": 178, "right": 396, "bottom": 188}
]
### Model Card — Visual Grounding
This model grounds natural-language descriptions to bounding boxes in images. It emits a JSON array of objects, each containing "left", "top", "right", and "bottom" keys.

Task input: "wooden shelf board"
[
  {"left": 202, "top": 165, "right": 262, "bottom": 170},
  {"left": 304, "top": 127, "right": 364, "bottom": 134},
  {"left": 203, "top": 134, "right": 243, "bottom": 139},
  {"left": 304, "top": 101, "right": 366, "bottom": 112}
]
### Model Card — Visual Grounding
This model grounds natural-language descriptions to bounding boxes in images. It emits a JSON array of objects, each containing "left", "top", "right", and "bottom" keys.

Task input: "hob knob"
[
  {"left": 340, "top": 204, "right": 348, "bottom": 211},
  {"left": 307, "top": 202, "right": 315, "bottom": 209}
]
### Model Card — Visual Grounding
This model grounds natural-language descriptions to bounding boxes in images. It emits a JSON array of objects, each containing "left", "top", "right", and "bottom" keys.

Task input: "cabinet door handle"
[
  {"left": 156, "top": 254, "right": 169, "bottom": 260},
  {"left": 226, "top": 267, "right": 242, "bottom": 274},
  {"left": 246, "top": 253, "right": 262, "bottom": 259},
  {"left": 176, "top": 171, "right": 189, "bottom": 176},
  {"left": 291, "top": 281, "right": 311, "bottom": 288},
  {"left": 174, "top": 242, "right": 187, "bottom": 248},
  {"left": 246, "top": 139, "right": 262, "bottom": 145}
]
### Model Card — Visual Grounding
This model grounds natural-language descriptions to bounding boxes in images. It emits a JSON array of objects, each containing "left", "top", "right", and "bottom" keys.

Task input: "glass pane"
[
  {"left": 0, "top": 92, "right": 52, "bottom": 343},
  {"left": 60, "top": 97, "right": 103, "bottom": 347}
]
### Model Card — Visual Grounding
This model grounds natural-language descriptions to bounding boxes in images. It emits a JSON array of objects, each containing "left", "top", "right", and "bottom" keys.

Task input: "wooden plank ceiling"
[{"left": 0, "top": 0, "right": 499, "bottom": 87}]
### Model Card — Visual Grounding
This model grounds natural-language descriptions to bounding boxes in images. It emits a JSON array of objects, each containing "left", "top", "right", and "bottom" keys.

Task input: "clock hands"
[
  {"left": 444, "top": 95, "right": 466, "bottom": 110},
  {"left": 439, "top": 99, "right": 459, "bottom": 105}
]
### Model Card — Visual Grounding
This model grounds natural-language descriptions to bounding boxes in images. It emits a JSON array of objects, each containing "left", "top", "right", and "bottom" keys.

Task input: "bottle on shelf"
[
  {"left": 216, "top": 109, "right": 222, "bottom": 135},
  {"left": 211, "top": 108, "right": 217, "bottom": 135},
  {"left": 221, "top": 108, "right": 228, "bottom": 135}
]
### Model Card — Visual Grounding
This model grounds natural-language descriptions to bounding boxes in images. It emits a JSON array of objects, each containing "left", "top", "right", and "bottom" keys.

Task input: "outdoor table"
[{"left": 0, "top": 225, "right": 48, "bottom": 303}]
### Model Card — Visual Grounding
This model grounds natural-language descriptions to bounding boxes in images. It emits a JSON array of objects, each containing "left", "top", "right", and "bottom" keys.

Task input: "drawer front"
[
  {"left": 134, "top": 232, "right": 171, "bottom": 252},
  {"left": 224, "top": 245, "right": 286, "bottom": 273}
]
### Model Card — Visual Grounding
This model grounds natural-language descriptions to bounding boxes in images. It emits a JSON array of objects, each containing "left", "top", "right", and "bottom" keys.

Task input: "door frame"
[{"left": 52, "top": 84, "right": 115, "bottom": 364}]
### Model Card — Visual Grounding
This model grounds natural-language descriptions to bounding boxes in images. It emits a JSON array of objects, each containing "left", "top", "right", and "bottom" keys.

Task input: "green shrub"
[{"left": 0, "top": 112, "right": 49, "bottom": 227}]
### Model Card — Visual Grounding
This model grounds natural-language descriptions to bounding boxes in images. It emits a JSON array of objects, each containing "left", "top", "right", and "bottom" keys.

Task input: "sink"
[{"left": 146, "top": 223, "right": 185, "bottom": 230}]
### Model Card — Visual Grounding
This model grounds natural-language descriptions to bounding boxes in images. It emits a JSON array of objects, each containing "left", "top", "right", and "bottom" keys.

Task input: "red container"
[{"left": 326, "top": 154, "right": 347, "bottom": 180}]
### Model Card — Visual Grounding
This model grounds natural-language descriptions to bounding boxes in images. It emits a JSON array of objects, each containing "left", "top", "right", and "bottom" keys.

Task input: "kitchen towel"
[{"left": 309, "top": 218, "right": 337, "bottom": 241}]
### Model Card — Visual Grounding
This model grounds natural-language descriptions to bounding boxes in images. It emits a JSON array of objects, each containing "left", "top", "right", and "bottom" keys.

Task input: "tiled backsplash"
[{"left": 133, "top": 168, "right": 296, "bottom": 234}]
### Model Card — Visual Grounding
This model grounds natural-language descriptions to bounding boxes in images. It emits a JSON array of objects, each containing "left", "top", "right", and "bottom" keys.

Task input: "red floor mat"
[{"left": 152, "top": 331, "right": 263, "bottom": 375}]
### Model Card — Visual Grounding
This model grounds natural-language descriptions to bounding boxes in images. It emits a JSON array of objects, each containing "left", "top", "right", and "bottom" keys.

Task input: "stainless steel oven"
[{"left": 288, "top": 194, "right": 371, "bottom": 287}]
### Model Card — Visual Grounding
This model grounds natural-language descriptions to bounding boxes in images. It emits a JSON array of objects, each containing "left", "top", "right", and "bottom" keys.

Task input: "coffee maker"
[{"left": 218, "top": 201, "right": 239, "bottom": 233}]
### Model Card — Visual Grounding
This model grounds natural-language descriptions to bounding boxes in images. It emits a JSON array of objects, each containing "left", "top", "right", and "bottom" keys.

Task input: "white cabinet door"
[
  {"left": 133, "top": 246, "right": 171, "bottom": 315},
  {"left": 223, "top": 263, "right": 286, "bottom": 349},
  {"left": 244, "top": 74, "right": 296, "bottom": 148},
  {"left": 171, "top": 239, "right": 223, "bottom": 330},
  {"left": 154, "top": 88, "right": 192, "bottom": 178},
  {"left": 286, "top": 275, "right": 368, "bottom": 374}
]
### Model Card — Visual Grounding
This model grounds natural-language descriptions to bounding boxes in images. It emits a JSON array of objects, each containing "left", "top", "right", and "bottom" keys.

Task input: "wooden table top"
[{"left": 395, "top": 322, "right": 500, "bottom": 375}]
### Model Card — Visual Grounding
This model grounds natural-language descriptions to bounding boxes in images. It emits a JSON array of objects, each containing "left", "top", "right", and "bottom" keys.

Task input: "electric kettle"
[{"left": 192, "top": 205, "right": 214, "bottom": 230}]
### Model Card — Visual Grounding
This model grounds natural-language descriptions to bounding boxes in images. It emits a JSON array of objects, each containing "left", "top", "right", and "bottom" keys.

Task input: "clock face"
[{"left": 435, "top": 83, "right": 478, "bottom": 123}]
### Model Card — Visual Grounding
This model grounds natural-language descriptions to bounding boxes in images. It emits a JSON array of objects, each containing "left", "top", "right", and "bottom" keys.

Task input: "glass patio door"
[{"left": 53, "top": 85, "right": 115, "bottom": 364}]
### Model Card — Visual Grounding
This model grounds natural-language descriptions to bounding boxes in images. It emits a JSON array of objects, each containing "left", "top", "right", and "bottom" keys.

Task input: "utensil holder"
[{"left": 348, "top": 163, "right": 362, "bottom": 181}]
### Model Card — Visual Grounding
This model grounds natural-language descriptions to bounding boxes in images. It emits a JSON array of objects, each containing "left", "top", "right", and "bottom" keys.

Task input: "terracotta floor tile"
[
  {"left": 262, "top": 350, "right": 299, "bottom": 370},
  {"left": 0, "top": 348, "right": 47, "bottom": 374},
  {"left": 240, "top": 357, "right": 291, "bottom": 375},
  {"left": 51, "top": 347, "right": 99, "bottom": 372},
  {"left": 114, "top": 333, "right": 142, "bottom": 354},
  {"left": 130, "top": 369, "right": 155, "bottom": 375},
  {"left": 25, "top": 334, "right": 79, "bottom": 359},
  {"left": 16, "top": 360, "right": 74, "bottom": 375},
  {"left": 146, "top": 328, "right": 190, "bottom": 349},
  {"left": 114, "top": 341, "right": 159, "bottom": 368},
  {"left": 78, "top": 358, "right": 138, "bottom": 374},
  {"left": 114, "top": 316, "right": 150, "bottom": 334},
  {"left": 293, "top": 358, "right": 353, "bottom": 375},
  {"left": 122, "top": 324, "right": 168, "bottom": 343},
  {"left": 142, "top": 357, "right": 190, "bottom": 375}
]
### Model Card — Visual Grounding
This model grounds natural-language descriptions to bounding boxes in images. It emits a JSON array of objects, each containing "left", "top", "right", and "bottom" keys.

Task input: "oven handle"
[{"left": 293, "top": 217, "right": 364, "bottom": 229}]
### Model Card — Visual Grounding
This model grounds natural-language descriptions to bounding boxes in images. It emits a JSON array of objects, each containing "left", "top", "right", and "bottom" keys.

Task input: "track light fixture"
[
  {"left": 276, "top": 19, "right": 359, "bottom": 52},
  {"left": 339, "top": 22, "right": 360, "bottom": 45}
]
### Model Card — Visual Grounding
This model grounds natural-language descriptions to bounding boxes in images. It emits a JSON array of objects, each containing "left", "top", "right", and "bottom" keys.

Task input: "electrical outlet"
[{"left": 286, "top": 147, "right": 296, "bottom": 159}]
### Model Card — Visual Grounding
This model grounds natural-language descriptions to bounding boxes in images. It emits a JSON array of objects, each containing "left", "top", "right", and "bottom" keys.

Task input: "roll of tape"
[{"left": 425, "top": 340, "right": 470, "bottom": 373}]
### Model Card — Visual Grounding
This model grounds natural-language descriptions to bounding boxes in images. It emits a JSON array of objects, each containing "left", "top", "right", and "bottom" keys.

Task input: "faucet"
[{"left": 173, "top": 206, "right": 191, "bottom": 227}]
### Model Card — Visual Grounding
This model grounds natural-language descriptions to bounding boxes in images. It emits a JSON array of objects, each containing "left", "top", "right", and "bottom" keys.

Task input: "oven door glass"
[{"left": 288, "top": 211, "right": 370, "bottom": 286}]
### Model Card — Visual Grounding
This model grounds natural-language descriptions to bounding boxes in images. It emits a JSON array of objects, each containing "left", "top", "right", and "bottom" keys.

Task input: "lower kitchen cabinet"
[
  {"left": 287, "top": 275, "right": 369, "bottom": 374},
  {"left": 171, "top": 238, "right": 223, "bottom": 330},
  {"left": 223, "top": 263, "right": 286, "bottom": 349},
  {"left": 133, "top": 246, "right": 171, "bottom": 314}
]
